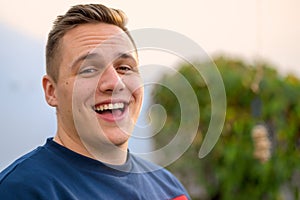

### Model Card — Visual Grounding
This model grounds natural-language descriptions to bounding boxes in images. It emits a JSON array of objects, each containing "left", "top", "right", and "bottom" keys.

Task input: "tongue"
[
  {"left": 100, "top": 109, "right": 123, "bottom": 118},
  {"left": 112, "top": 109, "right": 123, "bottom": 117}
]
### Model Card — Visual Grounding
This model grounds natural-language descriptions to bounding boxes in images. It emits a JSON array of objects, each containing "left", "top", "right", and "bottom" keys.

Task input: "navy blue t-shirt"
[{"left": 0, "top": 138, "right": 190, "bottom": 200}]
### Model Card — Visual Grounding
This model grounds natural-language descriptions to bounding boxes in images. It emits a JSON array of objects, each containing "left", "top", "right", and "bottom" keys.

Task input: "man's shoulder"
[
  {"left": 0, "top": 147, "right": 46, "bottom": 183},
  {"left": 0, "top": 138, "right": 65, "bottom": 184},
  {"left": 0, "top": 146, "right": 54, "bottom": 199}
]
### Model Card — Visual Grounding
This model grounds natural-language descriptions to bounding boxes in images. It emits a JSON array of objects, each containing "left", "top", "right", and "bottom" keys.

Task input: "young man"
[{"left": 0, "top": 4, "right": 190, "bottom": 199}]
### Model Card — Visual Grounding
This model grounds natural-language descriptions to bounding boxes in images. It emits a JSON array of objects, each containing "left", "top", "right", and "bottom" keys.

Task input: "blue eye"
[{"left": 79, "top": 67, "right": 97, "bottom": 74}]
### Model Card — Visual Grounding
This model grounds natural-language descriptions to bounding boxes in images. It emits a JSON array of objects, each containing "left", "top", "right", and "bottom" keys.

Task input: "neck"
[{"left": 54, "top": 131, "right": 128, "bottom": 165}]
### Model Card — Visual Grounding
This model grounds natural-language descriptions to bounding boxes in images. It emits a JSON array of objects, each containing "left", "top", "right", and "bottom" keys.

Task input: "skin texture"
[{"left": 42, "top": 23, "right": 144, "bottom": 165}]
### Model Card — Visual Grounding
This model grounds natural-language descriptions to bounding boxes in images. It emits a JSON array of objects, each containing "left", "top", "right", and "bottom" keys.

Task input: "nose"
[{"left": 98, "top": 65, "right": 125, "bottom": 94}]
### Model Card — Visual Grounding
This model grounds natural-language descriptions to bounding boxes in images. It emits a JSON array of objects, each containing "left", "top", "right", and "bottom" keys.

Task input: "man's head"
[
  {"left": 46, "top": 4, "right": 135, "bottom": 83},
  {"left": 43, "top": 4, "right": 143, "bottom": 160}
]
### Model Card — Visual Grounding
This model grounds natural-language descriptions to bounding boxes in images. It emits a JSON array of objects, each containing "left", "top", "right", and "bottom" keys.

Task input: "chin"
[{"left": 104, "top": 129, "right": 131, "bottom": 147}]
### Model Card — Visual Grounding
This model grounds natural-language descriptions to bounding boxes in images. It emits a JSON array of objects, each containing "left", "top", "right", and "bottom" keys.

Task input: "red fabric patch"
[{"left": 172, "top": 195, "right": 188, "bottom": 200}]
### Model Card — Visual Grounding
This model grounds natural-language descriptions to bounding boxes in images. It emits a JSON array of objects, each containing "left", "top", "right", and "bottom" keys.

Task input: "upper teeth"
[{"left": 95, "top": 103, "right": 125, "bottom": 112}]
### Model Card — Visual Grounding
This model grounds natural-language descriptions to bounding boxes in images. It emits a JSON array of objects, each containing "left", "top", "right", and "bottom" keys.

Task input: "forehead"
[{"left": 61, "top": 23, "right": 136, "bottom": 65}]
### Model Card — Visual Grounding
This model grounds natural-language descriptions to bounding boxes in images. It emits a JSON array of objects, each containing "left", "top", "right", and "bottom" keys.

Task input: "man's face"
[{"left": 53, "top": 23, "right": 143, "bottom": 152}]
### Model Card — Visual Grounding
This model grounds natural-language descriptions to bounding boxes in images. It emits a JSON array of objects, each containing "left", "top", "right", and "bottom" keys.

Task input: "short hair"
[{"left": 46, "top": 4, "right": 134, "bottom": 83}]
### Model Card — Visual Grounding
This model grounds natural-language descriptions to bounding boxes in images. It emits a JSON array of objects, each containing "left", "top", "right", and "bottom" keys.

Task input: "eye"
[
  {"left": 116, "top": 65, "right": 132, "bottom": 74},
  {"left": 78, "top": 67, "right": 98, "bottom": 75}
]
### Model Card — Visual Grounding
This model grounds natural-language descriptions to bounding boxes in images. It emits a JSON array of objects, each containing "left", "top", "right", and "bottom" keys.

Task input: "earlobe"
[{"left": 42, "top": 75, "right": 58, "bottom": 107}]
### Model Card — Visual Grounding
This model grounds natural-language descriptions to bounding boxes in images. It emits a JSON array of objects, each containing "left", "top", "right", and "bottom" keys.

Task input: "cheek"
[
  {"left": 73, "top": 79, "right": 98, "bottom": 103},
  {"left": 57, "top": 81, "right": 73, "bottom": 104},
  {"left": 133, "top": 87, "right": 144, "bottom": 104},
  {"left": 123, "top": 74, "right": 144, "bottom": 96},
  {"left": 55, "top": 81, "right": 75, "bottom": 120}
]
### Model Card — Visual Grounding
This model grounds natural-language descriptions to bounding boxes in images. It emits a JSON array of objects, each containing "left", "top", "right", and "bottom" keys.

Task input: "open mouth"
[{"left": 93, "top": 102, "right": 127, "bottom": 121}]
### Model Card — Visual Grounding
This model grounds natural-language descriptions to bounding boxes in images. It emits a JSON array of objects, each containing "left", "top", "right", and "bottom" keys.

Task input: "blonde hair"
[{"left": 46, "top": 4, "right": 133, "bottom": 82}]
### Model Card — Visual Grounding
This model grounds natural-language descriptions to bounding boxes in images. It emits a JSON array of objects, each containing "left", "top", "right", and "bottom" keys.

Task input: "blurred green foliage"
[{"left": 152, "top": 57, "right": 300, "bottom": 200}]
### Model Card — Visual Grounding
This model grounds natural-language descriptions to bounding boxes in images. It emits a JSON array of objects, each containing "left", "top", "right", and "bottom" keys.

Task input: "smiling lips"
[{"left": 93, "top": 102, "right": 128, "bottom": 122}]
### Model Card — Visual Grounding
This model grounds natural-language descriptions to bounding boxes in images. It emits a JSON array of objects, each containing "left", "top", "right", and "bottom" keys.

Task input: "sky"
[
  {"left": 0, "top": 0, "right": 299, "bottom": 169},
  {"left": 0, "top": 0, "right": 299, "bottom": 75}
]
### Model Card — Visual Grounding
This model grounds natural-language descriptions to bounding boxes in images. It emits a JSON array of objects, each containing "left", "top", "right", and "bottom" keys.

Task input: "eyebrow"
[
  {"left": 71, "top": 53, "right": 103, "bottom": 69},
  {"left": 71, "top": 52, "right": 137, "bottom": 69},
  {"left": 116, "top": 52, "right": 138, "bottom": 64}
]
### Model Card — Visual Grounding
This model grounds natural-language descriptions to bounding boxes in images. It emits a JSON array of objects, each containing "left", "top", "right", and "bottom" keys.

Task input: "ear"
[{"left": 42, "top": 75, "right": 58, "bottom": 107}]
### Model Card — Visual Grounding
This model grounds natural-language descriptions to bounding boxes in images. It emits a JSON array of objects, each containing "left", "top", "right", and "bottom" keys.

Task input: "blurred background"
[{"left": 1, "top": 0, "right": 299, "bottom": 199}]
